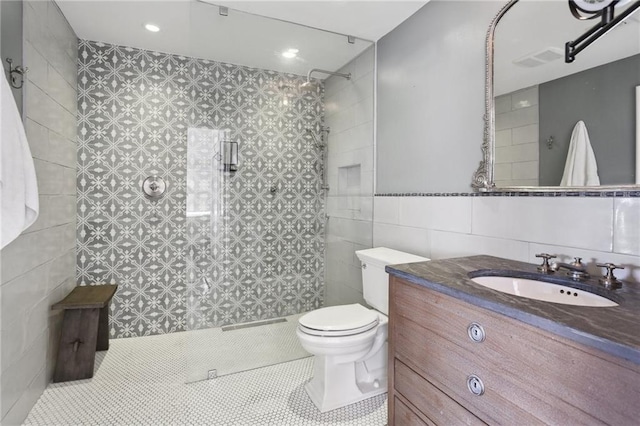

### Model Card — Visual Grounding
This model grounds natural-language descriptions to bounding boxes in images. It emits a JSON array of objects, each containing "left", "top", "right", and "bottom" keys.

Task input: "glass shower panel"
[
  {"left": 183, "top": 1, "right": 374, "bottom": 382},
  {"left": 323, "top": 46, "right": 377, "bottom": 308}
]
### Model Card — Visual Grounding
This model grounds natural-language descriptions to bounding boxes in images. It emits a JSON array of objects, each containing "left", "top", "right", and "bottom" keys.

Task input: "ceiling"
[
  {"left": 57, "top": 0, "right": 428, "bottom": 77},
  {"left": 210, "top": 1, "right": 428, "bottom": 41}
]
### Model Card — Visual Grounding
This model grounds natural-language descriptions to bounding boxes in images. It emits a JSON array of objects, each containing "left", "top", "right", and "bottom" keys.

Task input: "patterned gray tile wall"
[{"left": 77, "top": 40, "right": 326, "bottom": 338}]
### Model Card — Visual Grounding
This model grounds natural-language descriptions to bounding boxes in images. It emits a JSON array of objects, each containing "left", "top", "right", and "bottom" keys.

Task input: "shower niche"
[{"left": 339, "top": 164, "right": 362, "bottom": 196}]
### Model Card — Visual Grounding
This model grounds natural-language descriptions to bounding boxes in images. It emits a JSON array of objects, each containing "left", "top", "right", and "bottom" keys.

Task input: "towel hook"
[
  {"left": 546, "top": 136, "right": 554, "bottom": 150},
  {"left": 5, "top": 58, "right": 28, "bottom": 89}
]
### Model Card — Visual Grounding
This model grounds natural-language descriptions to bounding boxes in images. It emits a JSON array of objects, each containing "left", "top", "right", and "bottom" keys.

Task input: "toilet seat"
[{"left": 298, "top": 304, "right": 379, "bottom": 337}]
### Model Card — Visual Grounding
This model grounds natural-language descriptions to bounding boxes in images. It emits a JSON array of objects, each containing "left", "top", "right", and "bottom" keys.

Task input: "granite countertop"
[{"left": 386, "top": 255, "right": 640, "bottom": 365}]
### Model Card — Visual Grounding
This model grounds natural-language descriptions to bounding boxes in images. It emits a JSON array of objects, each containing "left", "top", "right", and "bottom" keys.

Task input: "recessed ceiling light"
[
  {"left": 282, "top": 48, "right": 299, "bottom": 59},
  {"left": 145, "top": 23, "right": 160, "bottom": 33}
]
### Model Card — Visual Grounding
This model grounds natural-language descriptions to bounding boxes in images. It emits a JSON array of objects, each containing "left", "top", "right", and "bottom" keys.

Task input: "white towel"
[
  {"left": 1, "top": 73, "right": 39, "bottom": 249},
  {"left": 560, "top": 120, "right": 600, "bottom": 187}
]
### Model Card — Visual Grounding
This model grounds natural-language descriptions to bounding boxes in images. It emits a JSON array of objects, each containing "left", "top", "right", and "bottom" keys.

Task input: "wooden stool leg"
[
  {"left": 96, "top": 305, "right": 110, "bottom": 351},
  {"left": 53, "top": 308, "right": 100, "bottom": 383}
]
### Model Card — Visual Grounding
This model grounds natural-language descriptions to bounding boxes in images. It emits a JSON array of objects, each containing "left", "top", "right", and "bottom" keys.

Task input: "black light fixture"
[
  {"left": 569, "top": 0, "right": 619, "bottom": 19},
  {"left": 565, "top": 0, "right": 640, "bottom": 62}
]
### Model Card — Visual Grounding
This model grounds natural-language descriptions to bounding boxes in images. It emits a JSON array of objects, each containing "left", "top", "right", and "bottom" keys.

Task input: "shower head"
[
  {"left": 299, "top": 81, "right": 319, "bottom": 92},
  {"left": 299, "top": 68, "right": 351, "bottom": 93}
]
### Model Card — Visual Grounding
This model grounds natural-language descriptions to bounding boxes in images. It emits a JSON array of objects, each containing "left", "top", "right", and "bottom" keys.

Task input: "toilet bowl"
[
  {"left": 297, "top": 247, "right": 429, "bottom": 412},
  {"left": 297, "top": 304, "right": 388, "bottom": 412}
]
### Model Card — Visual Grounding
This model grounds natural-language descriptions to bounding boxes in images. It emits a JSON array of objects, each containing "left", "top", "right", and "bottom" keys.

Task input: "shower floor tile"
[
  {"left": 23, "top": 322, "right": 387, "bottom": 425},
  {"left": 185, "top": 313, "right": 311, "bottom": 382}
]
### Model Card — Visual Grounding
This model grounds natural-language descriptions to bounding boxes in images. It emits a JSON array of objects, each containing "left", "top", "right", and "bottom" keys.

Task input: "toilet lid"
[{"left": 298, "top": 304, "right": 379, "bottom": 336}]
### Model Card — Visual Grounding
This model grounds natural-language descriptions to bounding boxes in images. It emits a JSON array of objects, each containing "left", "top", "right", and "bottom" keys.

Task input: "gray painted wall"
[
  {"left": 372, "top": 2, "right": 639, "bottom": 297},
  {"left": 539, "top": 54, "right": 640, "bottom": 186},
  {"left": 1, "top": 0, "right": 23, "bottom": 112},
  {"left": 0, "top": 1, "right": 77, "bottom": 424},
  {"left": 376, "top": 1, "right": 500, "bottom": 193}
]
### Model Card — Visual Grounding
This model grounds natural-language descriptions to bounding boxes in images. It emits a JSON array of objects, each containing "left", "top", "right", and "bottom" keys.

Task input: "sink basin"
[{"left": 470, "top": 276, "right": 618, "bottom": 307}]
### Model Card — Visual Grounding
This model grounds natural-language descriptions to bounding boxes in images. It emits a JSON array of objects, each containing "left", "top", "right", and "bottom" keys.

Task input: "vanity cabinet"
[{"left": 388, "top": 276, "right": 640, "bottom": 425}]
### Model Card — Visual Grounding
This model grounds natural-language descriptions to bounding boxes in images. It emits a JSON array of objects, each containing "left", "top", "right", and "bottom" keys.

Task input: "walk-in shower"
[{"left": 71, "top": 0, "right": 374, "bottom": 385}]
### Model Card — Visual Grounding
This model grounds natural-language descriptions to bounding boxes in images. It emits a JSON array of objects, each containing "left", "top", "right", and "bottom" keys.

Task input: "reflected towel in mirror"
[
  {"left": 1, "top": 73, "right": 39, "bottom": 249},
  {"left": 560, "top": 120, "right": 600, "bottom": 186}
]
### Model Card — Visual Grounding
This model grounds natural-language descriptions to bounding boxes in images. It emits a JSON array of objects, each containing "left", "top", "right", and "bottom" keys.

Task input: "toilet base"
[{"left": 304, "top": 344, "right": 387, "bottom": 413}]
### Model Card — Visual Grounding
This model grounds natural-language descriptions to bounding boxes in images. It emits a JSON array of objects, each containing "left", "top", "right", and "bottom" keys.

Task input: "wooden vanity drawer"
[
  {"left": 394, "top": 311, "right": 542, "bottom": 424},
  {"left": 394, "top": 397, "right": 430, "bottom": 426},
  {"left": 391, "top": 277, "right": 640, "bottom": 425},
  {"left": 394, "top": 359, "right": 484, "bottom": 426}
]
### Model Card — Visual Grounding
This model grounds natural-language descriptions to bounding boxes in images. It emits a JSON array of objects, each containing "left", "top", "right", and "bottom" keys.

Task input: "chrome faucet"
[
  {"left": 551, "top": 257, "right": 590, "bottom": 280},
  {"left": 535, "top": 253, "right": 556, "bottom": 274}
]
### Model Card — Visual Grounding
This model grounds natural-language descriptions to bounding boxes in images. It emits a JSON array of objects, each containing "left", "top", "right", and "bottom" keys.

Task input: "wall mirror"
[{"left": 473, "top": 0, "right": 640, "bottom": 191}]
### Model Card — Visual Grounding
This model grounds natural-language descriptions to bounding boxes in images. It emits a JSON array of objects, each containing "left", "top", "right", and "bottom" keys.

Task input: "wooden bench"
[{"left": 51, "top": 284, "right": 117, "bottom": 382}]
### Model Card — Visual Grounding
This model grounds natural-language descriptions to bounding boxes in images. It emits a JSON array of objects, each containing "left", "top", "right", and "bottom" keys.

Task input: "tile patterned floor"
[
  {"left": 24, "top": 323, "right": 387, "bottom": 425},
  {"left": 185, "top": 314, "right": 310, "bottom": 382}
]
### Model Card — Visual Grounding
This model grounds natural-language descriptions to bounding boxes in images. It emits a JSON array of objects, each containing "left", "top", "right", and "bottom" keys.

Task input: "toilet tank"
[{"left": 355, "top": 247, "right": 429, "bottom": 315}]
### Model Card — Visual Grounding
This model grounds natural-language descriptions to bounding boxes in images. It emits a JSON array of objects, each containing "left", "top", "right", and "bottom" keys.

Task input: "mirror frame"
[{"left": 471, "top": 0, "right": 640, "bottom": 192}]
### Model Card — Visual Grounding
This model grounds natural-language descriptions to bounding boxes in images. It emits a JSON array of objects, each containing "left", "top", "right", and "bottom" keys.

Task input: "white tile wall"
[
  {"left": 373, "top": 223, "right": 430, "bottom": 259},
  {"left": 495, "top": 143, "right": 538, "bottom": 164},
  {"left": 373, "top": 196, "right": 640, "bottom": 284},
  {"left": 495, "top": 86, "right": 540, "bottom": 187},
  {"left": 495, "top": 105, "right": 539, "bottom": 131},
  {"left": 512, "top": 124, "right": 538, "bottom": 145},
  {"left": 24, "top": 119, "right": 76, "bottom": 169},
  {"left": 511, "top": 161, "right": 538, "bottom": 180},
  {"left": 324, "top": 46, "right": 375, "bottom": 307},
  {"left": 511, "top": 86, "right": 538, "bottom": 110},
  {"left": 495, "top": 129, "right": 512, "bottom": 147},
  {"left": 398, "top": 197, "right": 472, "bottom": 233},
  {"left": 472, "top": 197, "right": 613, "bottom": 251},
  {"left": 372, "top": 197, "right": 399, "bottom": 224},
  {"left": 0, "top": 1, "right": 77, "bottom": 424},
  {"left": 429, "top": 230, "right": 529, "bottom": 262},
  {"left": 495, "top": 96, "right": 511, "bottom": 114},
  {"left": 613, "top": 198, "right": 640, "bottom": 256}
]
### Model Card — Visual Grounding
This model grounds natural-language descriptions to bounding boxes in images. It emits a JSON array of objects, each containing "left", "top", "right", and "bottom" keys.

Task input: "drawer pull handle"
[
  {"left": 467, "top": 375, "right": 485, "bottom": 396},
  {"left": 467, "top": 322, "right": 486, "bottom": 343}
]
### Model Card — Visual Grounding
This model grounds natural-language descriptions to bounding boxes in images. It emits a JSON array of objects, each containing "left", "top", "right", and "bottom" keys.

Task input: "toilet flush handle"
[{"left": 362, "top": 263, "right": 367, "bottom": 269}]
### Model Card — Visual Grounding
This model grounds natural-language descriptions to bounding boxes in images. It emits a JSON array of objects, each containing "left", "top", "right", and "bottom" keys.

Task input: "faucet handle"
[
  {"left": 536, "top": 253, "right": 556, "bottom": 260},
  {"left": 596, "top": 263, "right": 624, "bottom": 289},
  {"left": 535, "top": 253, "right": 556, "bottom": 273}
]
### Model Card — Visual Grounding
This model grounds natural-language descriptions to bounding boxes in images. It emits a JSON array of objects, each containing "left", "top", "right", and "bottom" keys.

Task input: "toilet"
[{"left": 297, "top": 247, "right": 429, "bottom": 412}]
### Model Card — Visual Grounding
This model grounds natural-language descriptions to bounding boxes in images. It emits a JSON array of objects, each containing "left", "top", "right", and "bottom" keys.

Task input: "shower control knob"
[
  {"left": 467, "top": 375, "right": 485, "bottom": 396},
  {"left": 142, "top": 176, "right": 166, "bottom": 199}
]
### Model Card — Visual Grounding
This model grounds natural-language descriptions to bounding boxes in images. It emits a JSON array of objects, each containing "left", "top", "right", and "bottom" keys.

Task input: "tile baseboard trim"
[{"left": 375, "top": 191, "right": 640, "bottom": 197}]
